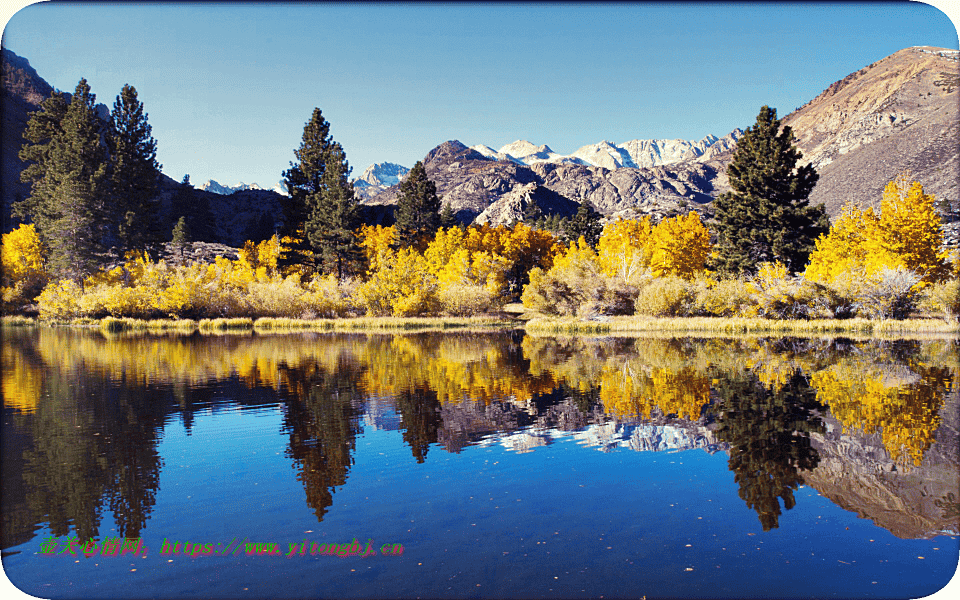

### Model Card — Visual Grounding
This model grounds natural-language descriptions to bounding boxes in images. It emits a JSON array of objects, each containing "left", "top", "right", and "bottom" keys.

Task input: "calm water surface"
[{"left": 1, "top": 328, "right": 958, "bottom": 599}]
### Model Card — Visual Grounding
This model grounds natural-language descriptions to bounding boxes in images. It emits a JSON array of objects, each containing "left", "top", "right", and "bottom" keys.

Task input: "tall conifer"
[
  {"left": 15, "top": 91, "right": 68, "bottom": 233},
  {"left": 282, "top": 108, "right": 332, "bottom": 236},
  {"left": 395, "top": 161, "right": 441, "bottom": 249},
  {"left": 109, "top": 84, "right": 162, "bottom": 252},
  {"left": 17, "top": 79, "right": 111, "bottom": 281},
  {"left": 307, "top": 143, "right": 361, "bottom": 278},
  {"left": 712, "top": 106, "right": 828, "bottom": 275}
]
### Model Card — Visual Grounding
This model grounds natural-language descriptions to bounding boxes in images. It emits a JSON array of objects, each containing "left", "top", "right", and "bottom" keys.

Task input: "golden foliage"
[
  {"left": 648, "top": 212, "right": 711, "bottom": 279},
  {"left": 354, "top": 248, "right": 439, "bottom": 316},
  {"left": 1, "top": 223, "right": 48, "bottom": 310},
  {"left": 806, "top": 176, "right": 951, "bottom": 287},
  {"left": 358, "top": 225, "right": 396, "bottom": 275},
  {"left": 597, "top": 217, "right": 653, "bottom": 282}
]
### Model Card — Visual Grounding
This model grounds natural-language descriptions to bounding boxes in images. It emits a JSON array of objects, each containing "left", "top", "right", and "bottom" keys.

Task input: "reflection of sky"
[{"left": 4, "top": 403, "right": 958, "bottom": 599}]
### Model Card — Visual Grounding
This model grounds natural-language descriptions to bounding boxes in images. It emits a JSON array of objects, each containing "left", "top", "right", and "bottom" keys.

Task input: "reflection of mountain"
[{"left": 803, "top": 389, "right": 960, "bottom": 539}]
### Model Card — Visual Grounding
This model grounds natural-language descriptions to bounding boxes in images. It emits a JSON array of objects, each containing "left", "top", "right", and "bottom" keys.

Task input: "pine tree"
[
  {"left": 17, "top": 79, "right": 111, "bottom": 282},
  {"left": 282, "top": 108, "right": 333, "bottom": 236},
  {"left": 561, "top": 201, "right": 603, "bottom": 247},
  {"left": 171, "top": 216, "right": 191, "bottom": 261},
  {"left": 108, "top": 84, "right": 162, "bottom": 253},
  {"left": 15, "top": 90, "right": 68, "bottom": 232},
  {"left": 395, "top": 161, "right": 441, "bottom": 249},
  {"left": 281, "top": 108, "right": 342, "bottom": 270},
  {"left": 712, "top": 106, "right": 828, "bottom": 275},
  {"left": 439, "top": 203, "right": 457, "bottom": 229},
  {"left": 306, "top": 143, "right": 361, "bottom": 278}
]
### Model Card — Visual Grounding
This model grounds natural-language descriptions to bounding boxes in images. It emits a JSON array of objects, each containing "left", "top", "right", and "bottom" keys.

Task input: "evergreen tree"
[
  {"left": 15, "top": 90, "right": 68, "bottom": 232},
  {"left": 439, "top": 203, "right": 457, "bottom": 229},
  {"left": 561, "top": 201, "right": 603, "bottom": 247},
  {"left": 306, "top": 143, "right": 361, "bottom": 278},
  {"left": 282, "top": 108, "right": 333, "bottom": 234},
  {"left": 171, "top": 216, "right": 191, "bottom": 261},
  {"left": 394, "top": 161, "right": 441, "bottom": 249},
  {"left": 281, "top": 108, "right": 341, "bottom": 270},
  {"left": 108, "top": 84, "right": 162, "bottom": 253},
  {"left": 17, "top": 79, "right": 111, "bottom": 281},
  {"left": 712, "top": 106, "right": 828, "bottom": 275}
]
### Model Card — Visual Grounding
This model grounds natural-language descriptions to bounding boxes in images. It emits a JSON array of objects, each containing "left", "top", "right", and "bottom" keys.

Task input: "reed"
[
  {"left": 197, "top": 317, "right": 254, "bottom": 333},
  {"left": 253, "top": 316, "right": 514, "bottom": 332},
  {"left": 0, "top": 315, "right": 36, "bottom": 327},
  {"left": 525, "top": 315, "right": 960, "bottom": 335}
]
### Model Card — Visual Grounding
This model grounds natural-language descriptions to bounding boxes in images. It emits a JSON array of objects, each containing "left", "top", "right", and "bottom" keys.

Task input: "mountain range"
[
  {"left": 2, "top": 45, "right": 957, "bottom": 246},
  {"left": 197, "top": 179, "right": 287, "bottom": 196}
]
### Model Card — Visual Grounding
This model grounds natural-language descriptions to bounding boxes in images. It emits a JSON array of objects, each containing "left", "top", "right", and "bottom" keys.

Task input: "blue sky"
[{"left": 2, "top": 1, "right": 958, "bottom": 189}]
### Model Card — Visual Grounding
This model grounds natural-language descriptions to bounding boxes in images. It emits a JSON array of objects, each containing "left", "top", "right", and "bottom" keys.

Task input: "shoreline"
[{"left": 2, "top": 314, "right": 957, "bottom": 337}]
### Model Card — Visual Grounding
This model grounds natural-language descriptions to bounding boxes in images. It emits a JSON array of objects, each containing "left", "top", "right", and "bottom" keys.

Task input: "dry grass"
[
  {"left": 525, "top": 315, "right": 960, "bottom": 337},
  {"left": 253, "top": 316, "right": 515, "bottom": 333},
  {"left": 0, "top": 315, "right": 36, "bottom": 327}
]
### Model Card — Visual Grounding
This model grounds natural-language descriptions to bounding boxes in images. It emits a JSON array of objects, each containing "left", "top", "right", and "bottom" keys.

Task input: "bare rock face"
[
  {"left": 474, "top": 182, "right": 579, "bottom": 225},
  {"left": 366, "top": 139, "right": 718, "bottom": 225},
  {"left": 783, "top": 47, "right": 960, "bottom": 218}
]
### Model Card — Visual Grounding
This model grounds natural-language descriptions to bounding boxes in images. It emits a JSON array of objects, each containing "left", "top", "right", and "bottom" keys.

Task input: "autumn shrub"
[
  {"left": 691, "top": 276, "right": 756, "bottom": 317},
  {"left": 634, "top": 276, "right": 695, "bottom": 317},
  {"left": 521, "top": 267, "right": 577, "bottom": 316},
  {"left": 245, "top": 276, "right": 311, "bottom": 318},
  {"left": 36, "top": 279, "right": 83, "bottom": 320},
  {"left": 438, "top": 282, "right": 496, "bottom": 316},
  {"left": 353, "top": 248, "right": 439, "bottom": 316},
  {"left": 747, "top": 262, "right": 835, "bottom": 320},
  {"left": 853, "top": 267, "right": 921, "bottom": 320},
  {"left": 919, "top": 278, "right": 959, "bottom": 322},
  {"left": 303, "top": 274, "right": 356, "bottom": 318}
]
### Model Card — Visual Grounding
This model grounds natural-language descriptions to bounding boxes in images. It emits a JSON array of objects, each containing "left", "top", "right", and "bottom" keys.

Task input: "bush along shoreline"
[{"left": 3, "top": 178, "right": 958, "bottom": 330}]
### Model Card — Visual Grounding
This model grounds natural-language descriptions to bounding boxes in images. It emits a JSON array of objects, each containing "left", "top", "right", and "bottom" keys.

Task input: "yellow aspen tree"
[
  {"left": 805, "top": 204, "right": 886, "bottom": 283},
  {"left": 1, "top": 224, "right": 46, "bottom": 284},
  {"left": 874, "top": 176, "right": 950, "bottom": 284},
  {"left": 358, "top": 224, "right": 396, "bottom": 276},
  {"left": 597, "top": 217, "right": 653, "bottom": 281},
  {"left": 806, "top": 176, "right": 950, "bottom": 286},
  {"left": 648, "top": 212, "right": 711, "bottom": 279},
  {"left": 424, "top": 226, "right": 466, "bottom": 276}
]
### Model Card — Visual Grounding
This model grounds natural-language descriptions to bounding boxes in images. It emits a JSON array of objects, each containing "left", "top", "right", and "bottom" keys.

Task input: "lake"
[{"left": 1, "top": 327, "right": 958, "bottom": 599}]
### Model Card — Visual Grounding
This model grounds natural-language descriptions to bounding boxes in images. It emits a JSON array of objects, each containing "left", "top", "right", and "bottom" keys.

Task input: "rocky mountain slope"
[
  {"left": 365, "top": 140, "right": 721, "bottom": 224},
  {"left": 352, "top": 162, "right": 410, "bottom": 200},
  {"left": 784, "top": 46, "right": 959, "bottom": 218}
]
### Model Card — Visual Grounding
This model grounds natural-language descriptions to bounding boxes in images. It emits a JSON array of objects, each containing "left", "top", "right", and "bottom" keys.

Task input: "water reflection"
[
  {"left": 2, "top": 328, "right": 957, "bottom": 551},
  {"left": 711, "top": 369, "right": 824, "bottom": 531}
]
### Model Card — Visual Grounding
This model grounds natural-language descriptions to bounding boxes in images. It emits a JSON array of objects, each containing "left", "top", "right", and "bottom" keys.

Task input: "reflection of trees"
[
  {"left": 278, "top": 358, "right": 362, "bottom": 521},
  {"left": 811, "top": 357, "right": 951, "bottom": 469},
  {"left": 394, "top": 387, "right": 442, "bottom": 463},
  {"left": 711, "top": 369, "right": 824, "bottom": 531},
  {"left": 2, "top": 329, "right": 167, "bottom": 548}
]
